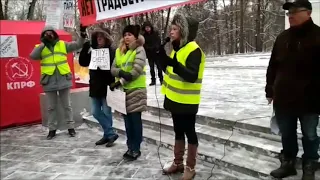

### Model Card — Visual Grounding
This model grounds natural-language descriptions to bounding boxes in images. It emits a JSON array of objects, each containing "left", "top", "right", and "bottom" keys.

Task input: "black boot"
[
  {"left": 149, "top": 79, "right": 156, "bottom": 86},
  {"left": 47, "top": 130, "right": 56, "bottom": 140},
  {"left": 95, "top": 137, "right": 109, "bottom": 145},
  {"left": 302, "top": 160, "right": 317, "bottom": 180},
  {"left": 270, "top": 159, "right": 297, "bottom": 178},
  {"left": 68, "top": 129, "right": 76, "bottom": 137},
  {"left": 105, "top": 134, "right": 119, "bottom": 147},
  {"left": 126, "top": 150, "right": 141, "bottom": 161}
]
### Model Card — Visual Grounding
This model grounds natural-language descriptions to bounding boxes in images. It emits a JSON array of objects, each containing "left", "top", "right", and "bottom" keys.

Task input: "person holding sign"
[
  {"left": 79, "top": 27, "right": 119, "bottom": 147},
  {"left": 110, "top": 25, "right": 147, "bottom": 161},
  {"left": 29, "top": 25, "right": 87, "bottom": 140},
  {"left": 158, "top": 14, "right": 206, "bottom": 180}
]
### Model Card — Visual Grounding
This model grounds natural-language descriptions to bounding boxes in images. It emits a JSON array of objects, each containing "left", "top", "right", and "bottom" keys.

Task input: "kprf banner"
[{"left": 78, "top": 0, "right": 205, "bottom": 26}]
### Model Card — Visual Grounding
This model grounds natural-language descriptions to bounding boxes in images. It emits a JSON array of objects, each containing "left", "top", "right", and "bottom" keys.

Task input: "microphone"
[{"left": 162, "top": 37, "right": 170, "bottom": 46}]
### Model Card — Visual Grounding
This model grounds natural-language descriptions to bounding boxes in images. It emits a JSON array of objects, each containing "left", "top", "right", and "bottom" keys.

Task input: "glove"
[
  {"left": 80, "top": 24, "right": 87, "bottom": 32},
  {"left": 167, "top": 53, "right": 179, "bottom": 67},
  {"left": 41, "top": 37, "right": 51, "bottom": 47},
  {"left": 119, "top": 70, "right": 132, "bottom": 81},
  {"left": 80, "top": 24, "right": 87, "bottom": 38},
  {"left": 110, "top": 81, "right": 121, "bottom": 91},
  {"left": 172, "top": 40, "right": 180, "bottom": 52}
]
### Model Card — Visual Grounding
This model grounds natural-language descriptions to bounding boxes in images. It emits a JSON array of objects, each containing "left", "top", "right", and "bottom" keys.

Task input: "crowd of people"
[{"left": 29, "top": 1, "right": 319, "bottom": 179}]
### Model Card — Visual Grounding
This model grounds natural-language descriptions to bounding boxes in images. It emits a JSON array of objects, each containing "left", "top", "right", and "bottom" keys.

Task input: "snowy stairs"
[{"left": 83, "top": 105, "right": 320, "bottom": 179}]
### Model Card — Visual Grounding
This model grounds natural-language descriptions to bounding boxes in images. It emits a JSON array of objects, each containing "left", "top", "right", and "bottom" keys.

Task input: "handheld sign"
[
  {"left": 107, "top": 87, "right": 127, "bottom": 114},
  {"left": 89, "top": 48, "right": 110, "bottom": 70}
]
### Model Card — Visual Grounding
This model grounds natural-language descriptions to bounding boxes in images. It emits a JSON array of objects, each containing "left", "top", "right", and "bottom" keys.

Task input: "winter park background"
[{"left": 1, "top": 0, "right": 320, "bottom": 179}]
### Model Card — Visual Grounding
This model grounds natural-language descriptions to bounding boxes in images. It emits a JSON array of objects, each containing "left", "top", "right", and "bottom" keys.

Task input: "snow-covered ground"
[{"left": 147, "top": 53, "right": 273, "bottom": 121}]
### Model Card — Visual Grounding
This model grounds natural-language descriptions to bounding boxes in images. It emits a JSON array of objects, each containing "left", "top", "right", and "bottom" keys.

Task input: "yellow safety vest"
[
  {"left": 115, "top": 48, "right": 146, "bottom": 89},
  {"left": 161, "top": 41, "right": 205, "bottom": 104},
  {"left": 36, "top": 40, "right": 71, "bottom": 75}
]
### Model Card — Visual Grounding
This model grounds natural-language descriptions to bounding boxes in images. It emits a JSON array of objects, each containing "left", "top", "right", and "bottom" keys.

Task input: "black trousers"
[
  {"left": 147, "top": 52, "right": 163, "bottom": 81},
  {"left": 172, "top": 113, "right": 198, "bottom": 145}
]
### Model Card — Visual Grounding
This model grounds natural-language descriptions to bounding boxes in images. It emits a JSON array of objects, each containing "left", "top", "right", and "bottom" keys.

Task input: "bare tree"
[
  {"left": 27, "top": 0, "right": 38, "bottom": 20},
  {"left": 239, "top": 0, "right": 245, "bottom": 53}
]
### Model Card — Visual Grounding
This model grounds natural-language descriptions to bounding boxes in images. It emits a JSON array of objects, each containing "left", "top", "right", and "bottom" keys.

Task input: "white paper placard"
[
  {"left": 62, "top": 0, "right": 75, "bottom": 28},
  {"left": 45, "top": 9, "right": 63, "bottom": 29},
  {"left": 107, "top": 87, "right": 127, "bottom": 115},
  {"left": 89, "top": 48, "right": 110, "bottom": 70},
  {"left": 0, "top": 35, "right": 19, "bottom": 58}
]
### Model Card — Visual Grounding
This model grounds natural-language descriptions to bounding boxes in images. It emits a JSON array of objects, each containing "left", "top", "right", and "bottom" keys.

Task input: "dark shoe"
[
  {"left": 105, "top": 134, "right": 119, "bottom": 147},
  {"left": 270, "top": 159, "right": 297, "bottom": 178},
  {"left": 126, "top": 150, "right": 141, "bottom": 161},
  {"left": 47, "top": 130, "right": 56, "bottom": 140},
  {"left": 68, "top": 129, "right": 76, "bottom": 137},
  {"left": 149, "top": 81, "right": 156, "bottom": 86},
  {"left": 95, "top": 137, "right": 109, "bottom": 145},
  {"left": 302, "top": 160, "right": 317, "bottom": 180},
  {"left": 160, "top": 79, "right": 163, "bottom": 85},
  {"left": 123, "top": 149, "right": 132, "bottom": 159}
]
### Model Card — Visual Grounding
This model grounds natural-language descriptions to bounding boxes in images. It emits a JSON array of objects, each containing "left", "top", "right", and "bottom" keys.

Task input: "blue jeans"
[
  {"left": 123, "top": 112, "right": 143, "bottom": 151},
  {"left": 91, "top": 97, "right": 116, "bottom": 139},
  {"left": 275, "top": 110, "right": 319, "bottom": 160}
]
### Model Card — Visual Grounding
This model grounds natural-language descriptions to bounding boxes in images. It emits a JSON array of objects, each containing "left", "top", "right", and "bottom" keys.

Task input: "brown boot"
[
  {"left": 181, "top": 144, "right": 197, "bottom": 180},
  {"left": 163, "top": 140, "right": 185, "bottom": 174}
]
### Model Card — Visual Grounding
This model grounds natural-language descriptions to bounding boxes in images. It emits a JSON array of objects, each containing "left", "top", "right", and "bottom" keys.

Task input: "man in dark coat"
[
  {"left": 79, "top": 28, "right": 119, "bottom": 147},
  {"left": 142, "top": 21, "right": 163, "bottom": 86},
  {"left": 265, "top": 1, "right": 320, "bottom": 179}
]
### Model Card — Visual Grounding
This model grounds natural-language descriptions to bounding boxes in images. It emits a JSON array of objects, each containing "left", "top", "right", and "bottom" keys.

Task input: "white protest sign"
[
  {"left": 45, "top": 0, "right": 63, "bottom": 29},
  {"left": 107, "top": 87, "right": 127, "bottom": 115},
  {"left": 63, "top": 0, "right": 75, "bottom": 28},
  {"left": 89, "top": 48, "right": 110, "bottom": 70},
  {"left": 0, "top": 35, "right": 19, "bottom": 58}
]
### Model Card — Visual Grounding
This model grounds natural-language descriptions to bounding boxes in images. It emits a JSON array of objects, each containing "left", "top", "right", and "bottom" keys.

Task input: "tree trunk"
[
  {"left": 162, "top": 8, "right": 171, "bottom": 41},
  {"left": 222, "top": 0, "right": 230, "bottom": 54},
  {"left": 255, "top": 0, "right": 262, "bottom": 51},
  {"left": 27, "top": 0, "right": 38, "bottom": 20},
  {"left": 229, "top": 0, "right": 235, "bottom": 54},
  {"left": 213, "top": 0, "right": 222, "bottom": 55},
  {"left": 239, "top": 0, "right": 245, "bottom": 53},
  {"left": 235, "top": 0, "right": 239, "bottom": 53},
  {"left": 0, "top": 0, "right": 4, "bottom": 20},
  {"left": 4, "top": 0, "right": 9, "bottom": 19}
]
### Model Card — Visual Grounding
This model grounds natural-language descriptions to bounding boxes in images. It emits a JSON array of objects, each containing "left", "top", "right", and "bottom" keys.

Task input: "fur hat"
[
  {"left": 122, "top": 25, "right": 140, "bottom": 38},
  {"left": 171, "top": 14, "right": 199, "bottom": 46},
  {"left": 91, "top": 27, "right": 113, "bottom": 48}
]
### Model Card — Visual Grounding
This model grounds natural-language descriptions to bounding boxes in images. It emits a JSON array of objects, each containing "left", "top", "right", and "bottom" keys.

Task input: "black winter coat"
[
  {"left": 266, "top": 19, "right": 320, "bottom": 114},
  {"left": 79, "top": 38, "right": 116, "bottom": 98},
  {"left": 142, "top": 21, "right": 161, "bottom": 55}
]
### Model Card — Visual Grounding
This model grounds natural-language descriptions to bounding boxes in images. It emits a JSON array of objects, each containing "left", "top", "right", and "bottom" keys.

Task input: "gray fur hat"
[{"left": 171, "top": 13, "right": 199, "bottom": 46}]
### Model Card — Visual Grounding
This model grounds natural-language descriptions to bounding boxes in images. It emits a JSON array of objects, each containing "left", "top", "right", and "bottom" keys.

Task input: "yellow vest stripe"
[
  {"left": 40, "top": 60, "right": 68, "bottom": 66},
  {"left": 165, "top": 69, "right": 202, "bottom": 83},
  {"left": 41, "top": 52, "right": 67, "bottom": 60},
  {"left": 162, "top": 80, "right": 201, "bottom": 94}
]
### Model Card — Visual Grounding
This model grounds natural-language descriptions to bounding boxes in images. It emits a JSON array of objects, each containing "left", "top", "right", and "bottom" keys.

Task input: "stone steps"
[
  {"left": 84, "top": 116, "right": 320, "bottom": 179},
  {"left": 145, "top": 105, "right": 320, "bottom": 142},
  {"left": 116, "top": 112, "right": 319, "bottom": 166}
]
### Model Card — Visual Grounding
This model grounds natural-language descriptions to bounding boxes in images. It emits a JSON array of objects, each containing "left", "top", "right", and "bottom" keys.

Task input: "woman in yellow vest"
[
  {"left": 110, "top": 25, "right": 147, "bottom": 161},
  {"left": 29, "top": 25, "right": 86, "bottom": 139},
  {"left": 158, "top": 14, "right": 205, "bottom": 180}
]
